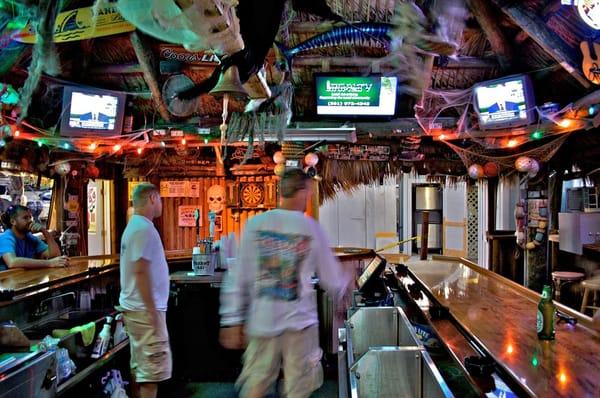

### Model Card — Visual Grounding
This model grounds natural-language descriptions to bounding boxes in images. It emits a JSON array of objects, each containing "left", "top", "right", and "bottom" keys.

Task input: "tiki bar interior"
[{"left": 1, "top": 1, "right": 600, "bottom": 397}]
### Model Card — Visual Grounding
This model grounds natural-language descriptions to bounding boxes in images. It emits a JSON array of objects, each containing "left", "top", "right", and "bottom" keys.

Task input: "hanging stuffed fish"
[{"left": 275, "top": 22, "right": 393, "bottom": 71}]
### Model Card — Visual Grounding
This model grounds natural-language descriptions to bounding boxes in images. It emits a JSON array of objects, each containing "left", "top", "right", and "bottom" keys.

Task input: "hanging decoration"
[
  {"left": 207, "top": 184, "right": 226, "bottom": 214},
  {"left": 304, "top": 152, "right": 319, "bottom": 167},
  {"left": 515, "top": 156, "right": 534, "bottom": 173},
  {"left": 467, "top": 164, "right": 484, "bottom": 179},
  {"left": 273, "top": 150, "right": 285, "bottom": 165},
  {"left": 483, "top": 162, "right": 499, "bottom": 177},
  {"left": 54, "top": 161, "right": 71, "bottom": 176},
  {"left": 577, "top": 1, "right": 600, "bottom": 30}
]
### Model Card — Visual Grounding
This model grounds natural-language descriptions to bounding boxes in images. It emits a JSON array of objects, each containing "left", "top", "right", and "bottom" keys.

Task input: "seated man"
[{"left": 0, "top": 205, "right": 68, "bottom": 270}]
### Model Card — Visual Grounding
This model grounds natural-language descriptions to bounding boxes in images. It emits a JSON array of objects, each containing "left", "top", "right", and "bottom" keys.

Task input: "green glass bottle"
[{"left": 537, "top": 285, "right": 555, "bottom": 340}]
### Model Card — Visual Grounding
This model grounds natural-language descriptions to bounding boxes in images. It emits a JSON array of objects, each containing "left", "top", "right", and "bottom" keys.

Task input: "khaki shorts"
[
  {"left": 236, "top": 325, "right": 323, "bottom": 398},
  {"left": 120, "top": 310, "right": 172, "bottom": 383}
]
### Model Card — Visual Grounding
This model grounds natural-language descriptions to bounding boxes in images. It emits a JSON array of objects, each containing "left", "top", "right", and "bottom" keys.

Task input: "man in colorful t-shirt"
[{"left": 220, "top": 169, "right": 351, "bottom": 398}]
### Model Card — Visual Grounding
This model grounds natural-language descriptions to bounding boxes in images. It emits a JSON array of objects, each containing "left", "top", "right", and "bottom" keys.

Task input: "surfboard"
[{"left": 13, "top": 4, "right": 135, "bottom": 44}]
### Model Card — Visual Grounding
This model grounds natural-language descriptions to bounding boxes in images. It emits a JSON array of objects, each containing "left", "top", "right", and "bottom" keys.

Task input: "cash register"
[{"left": 353, "top": 255, "right": 392, "bottom": 307}]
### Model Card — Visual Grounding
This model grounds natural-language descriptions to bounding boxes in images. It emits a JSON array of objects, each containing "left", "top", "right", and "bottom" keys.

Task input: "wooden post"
[
  {"left": 130, "top": 32, "right": 172, "bottom": 122},
  {"left": 420, "top": 211, "right": 429, "bottom": 260}
]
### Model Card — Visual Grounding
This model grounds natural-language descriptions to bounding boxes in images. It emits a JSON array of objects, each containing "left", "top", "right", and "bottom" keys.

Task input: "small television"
[
  {"left": 473, "top": 74, "right": 536, "bottom": 130},
  {"left": 357, "top": 254, "right": 387, "bottom": 293},
  {"left": 315, "top": 74, "right": 398, "bottom": 117},
  {"left": 60, "top": 86, "right": 127, "bottom": 137}
]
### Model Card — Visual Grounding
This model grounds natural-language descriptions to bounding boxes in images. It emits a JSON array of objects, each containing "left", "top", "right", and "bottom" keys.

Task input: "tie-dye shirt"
[{"left": 220, "top": 209, "right": 350, "bottom": 337}]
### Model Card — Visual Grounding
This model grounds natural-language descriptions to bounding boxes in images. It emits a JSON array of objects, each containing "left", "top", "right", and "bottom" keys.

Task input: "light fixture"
[
  {"left": 181, "top": 138, "right": 186, "bottom": 145},
  {"left": 113, "top": 144, "right": 121, "bottom": 151},
  {"left": 531, "top": 130, "right": 544, "bottom": 140},
  {"left": 439, "top": 134, "right": 446, "bottom": 140},
  {"left": 507, "top": 139, "right": 518, "bottom": 148},
  {"left": 249, "top": 127, "right": 357, "bottom": 143},
  {"left": 160, "top": 141, "right": 166, "bottom": 147},
  {"left": 63, "top": 142, "right": 70, "bottom": 149},
  {"left": 14, "top": 130, "right": 20, "bottom": 137},
  {"left": 137, "top": 147, "right": 143, "bottom": 155},
  {"left": 89, "top": 142, "right": 97, "bottom": 151},
  {"left": 558, "top": 119, "right": 573, "bottom": 128}
]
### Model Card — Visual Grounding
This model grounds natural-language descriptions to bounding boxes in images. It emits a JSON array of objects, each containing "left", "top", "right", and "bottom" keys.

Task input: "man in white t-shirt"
[
  {"left": 118, "top": 183, "right": 170, "bottom": 398},
  {"left": 219, "top": 169, "right": 351, "bottom": 398}
]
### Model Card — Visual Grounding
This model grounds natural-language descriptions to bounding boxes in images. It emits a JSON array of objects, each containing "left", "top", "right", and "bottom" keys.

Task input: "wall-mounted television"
[
  {"left": 473, "top": 74, "right": 536, "bottom": 130},
  {"left": 315, "top": 74, "right": 398, "bottom": 117},
  {"left": 60, "top": 86, "right": 127, "bottom": 137}
]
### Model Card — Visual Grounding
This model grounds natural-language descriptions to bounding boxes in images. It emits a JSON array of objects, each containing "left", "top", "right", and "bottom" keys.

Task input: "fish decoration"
[{"left": 275, "top": 22, "right": 393, "bottom": 70}]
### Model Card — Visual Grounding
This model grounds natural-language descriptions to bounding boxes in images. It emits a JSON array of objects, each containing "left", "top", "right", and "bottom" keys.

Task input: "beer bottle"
[{"left": 537, "top": 285, "right": 555, "bottom": 340}]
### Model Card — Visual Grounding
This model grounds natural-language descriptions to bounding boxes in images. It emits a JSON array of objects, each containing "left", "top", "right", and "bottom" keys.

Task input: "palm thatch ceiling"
[{"left": 0, "top": 0, "right": 599, "bottom": 188}]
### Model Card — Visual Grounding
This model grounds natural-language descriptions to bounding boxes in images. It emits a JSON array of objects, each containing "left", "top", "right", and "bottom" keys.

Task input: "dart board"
[{"left": 240, "top": 182, "right": 264, "bottom": 207}]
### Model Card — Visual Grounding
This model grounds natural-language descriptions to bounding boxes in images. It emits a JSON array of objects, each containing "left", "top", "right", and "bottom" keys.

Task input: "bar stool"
[
  {"left": 580, "top": 278, "right": 600, "bottom": 316},
  {"left": 551, "top": 271, "right": 585, "bottom": 302}
]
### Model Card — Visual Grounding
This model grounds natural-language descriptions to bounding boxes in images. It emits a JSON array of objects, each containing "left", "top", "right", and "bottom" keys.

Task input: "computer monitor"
[{"left": 357, "top": 255, "right": 387, "bottom": 292}]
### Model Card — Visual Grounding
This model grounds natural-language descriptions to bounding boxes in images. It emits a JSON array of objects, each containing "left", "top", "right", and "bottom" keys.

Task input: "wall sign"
[
  {"left": 159, "top": 45, "right": 220, "bottom": 65},
  {"left": 160, "top": 181, "right": 187, "bottom": 197},
  {"left": 88, "top": 185, "right": 97, "bottom": 233},
  {"left": 178, "top": 205, "right": 202, "bottom": 227},
  {"left": 328, "top": 144, "right": 391, "bottom": 161},
  {"left": 577, "top": 1, "right": 600, "bottom": 29}
]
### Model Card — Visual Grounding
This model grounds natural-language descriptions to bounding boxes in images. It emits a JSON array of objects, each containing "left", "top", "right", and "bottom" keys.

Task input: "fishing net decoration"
[{"left": 443, "top": 133, "right": 571, "bottom": 173}]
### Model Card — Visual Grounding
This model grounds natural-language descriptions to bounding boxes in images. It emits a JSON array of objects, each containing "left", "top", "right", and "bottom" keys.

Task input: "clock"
[
  {"left": 578, "top": 1, "right": 600, "bottom": 30},
  {"left": 240, "top": 182, "right": 265, "bottom": 207}
]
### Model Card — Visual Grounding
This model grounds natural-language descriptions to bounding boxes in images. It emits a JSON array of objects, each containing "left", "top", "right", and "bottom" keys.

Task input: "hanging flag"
[{"left": 13, "top": 4, "right": 135, "bottom": 44}]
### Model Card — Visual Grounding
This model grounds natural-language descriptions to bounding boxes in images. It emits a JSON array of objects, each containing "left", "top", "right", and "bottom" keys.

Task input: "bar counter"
[{"left": 404, "top": 257, "right": 600, "bottom": 397}]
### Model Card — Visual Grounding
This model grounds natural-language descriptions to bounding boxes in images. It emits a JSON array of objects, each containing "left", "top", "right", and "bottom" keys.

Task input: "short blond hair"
[{"left": 132, "top": 183, "right": 159, "bottom": 207}]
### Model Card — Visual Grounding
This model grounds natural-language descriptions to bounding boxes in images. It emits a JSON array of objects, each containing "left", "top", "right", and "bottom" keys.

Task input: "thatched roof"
[{"left": 1, "top": 0, "right": 600, "bottom": 199}]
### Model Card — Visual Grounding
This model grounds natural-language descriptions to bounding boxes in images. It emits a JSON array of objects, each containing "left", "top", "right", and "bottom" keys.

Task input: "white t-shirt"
[
  {"left": 119, "top": 215, "right": 169, "bottom": 311},
  {"left": 220, "top": 209, "right": 351, "bottom": 337}
]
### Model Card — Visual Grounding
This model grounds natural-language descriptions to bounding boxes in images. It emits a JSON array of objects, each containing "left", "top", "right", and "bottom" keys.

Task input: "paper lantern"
[
  {"left": 528, "top": 159, "right": 540, "bottom": 178},
  {"left": 87, "top": 164, "right": 100, "bottom": 179},
  {"left": 273, "top": 151, "right": 285, "bottom": 164},
  {"left": 55, "top": 162, "right": 71, "bottom": 176},
  {"left": 304, "top": 152, "right": 319, "bottom": 167},
  {"left": 515, "top": 156, "right": 533, "bottom": 172},
  {"left": 483, "top": 162, "right": 499, "bottom": 177},
  {"left": 468, "top": 164, "right": 484, "bottom": 179},
  {"left": 274, "top": 163, "right": 286, "bottom": 176}
]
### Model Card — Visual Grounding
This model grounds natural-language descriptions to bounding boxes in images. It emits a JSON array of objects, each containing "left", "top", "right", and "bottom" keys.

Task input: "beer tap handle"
[{"left": 194, "top": 208, "right": 200, "bottom": 244}]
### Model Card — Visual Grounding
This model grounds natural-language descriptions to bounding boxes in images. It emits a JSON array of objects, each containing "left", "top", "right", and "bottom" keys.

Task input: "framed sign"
[
  {"left": 178, "top": 205, "right": 201, "bottom": 227},
  {"left": 88, "top": 185, "right": 97, "bottom": 233},
  {"left": 160, "top": 180, "right": 187, "bottom": 197}
]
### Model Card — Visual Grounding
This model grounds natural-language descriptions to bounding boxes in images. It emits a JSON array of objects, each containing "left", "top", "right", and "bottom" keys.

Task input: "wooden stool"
[
  {"left": 580, "top": 278, "right": 600, "bottom": 316},
  {"left": 551, "top": 271, "right": 585, "bottom": 302}
]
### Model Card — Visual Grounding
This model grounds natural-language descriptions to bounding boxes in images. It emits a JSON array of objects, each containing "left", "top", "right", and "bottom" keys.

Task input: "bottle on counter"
[
  {"left": 113, "top": 313, "right": 127, "bottom": 346},
  {"left": 537, "top": 285, "right": 555, "bottom": 340},
  {"left": 91, "top": 316, "right": 113, "bottom": 358}
]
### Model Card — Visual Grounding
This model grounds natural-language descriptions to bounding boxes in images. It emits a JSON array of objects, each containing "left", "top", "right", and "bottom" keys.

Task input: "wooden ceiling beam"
[
  {"left": 467, "top": 0, "right": 513, "bottom": 70},
  {"left": 130, "top": 32, "right": 172, "bottom": 122},
  {"left": 491, "top": 0, "right": 591, "bottom": 88}
]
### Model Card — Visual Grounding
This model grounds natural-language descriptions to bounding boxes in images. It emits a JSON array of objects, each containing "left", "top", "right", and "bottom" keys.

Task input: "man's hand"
[
  {"left": 30, "top": 222, "right": 45, "bottom": 234},
  {"left": 219, "top": 325, "right": 245, "bottom": 350},
  {"left": 148, "top": 310, "right": 162, "bottom": 332},
  {"left": 49, "top": 256, "right": 69, "bottom": 267}
]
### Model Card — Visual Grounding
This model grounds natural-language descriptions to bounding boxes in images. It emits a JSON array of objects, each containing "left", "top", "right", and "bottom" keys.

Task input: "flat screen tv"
[
  {"left": 60, "top": 86, "right": 126, "bottom": 137},
  {"left": 357, "top": 254, "right": 387, "bottom": 292},
  {"left": 473, "top": 74, "right": 536, "bottom": 130},
  {"left": 315, "top": 74, "right": 398, "bottom": 117}
]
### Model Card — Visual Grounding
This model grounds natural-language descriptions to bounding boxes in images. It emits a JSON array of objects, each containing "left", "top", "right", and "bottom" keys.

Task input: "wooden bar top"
[
  {"left": 406, "top": 257, "right": 600, "bottom": 397},
  {"left": 0, "top": 258, "right": 118, "bottom": 294}
]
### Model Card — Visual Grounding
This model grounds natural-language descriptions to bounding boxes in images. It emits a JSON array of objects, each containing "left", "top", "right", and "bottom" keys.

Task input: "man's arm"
[
  {"left": 2, "top": 252, "right": 67, "bottom": 269},
  {"left": 132, "top": 257, "right": 160, "bottom": 329},
  {"left": 40, "top": 229, "right": 61, "bottom": 259}
]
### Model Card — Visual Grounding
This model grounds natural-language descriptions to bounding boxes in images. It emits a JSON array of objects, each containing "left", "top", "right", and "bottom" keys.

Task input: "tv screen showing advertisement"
[
  {"left": 61, "top": 86, "right": 126, "bottom": 136},
  {"left": 473, "top": 74, "right": 536, "bottom": 129},
  {"left": 315, "top": 74, "right": 397, "bottom": 117}
]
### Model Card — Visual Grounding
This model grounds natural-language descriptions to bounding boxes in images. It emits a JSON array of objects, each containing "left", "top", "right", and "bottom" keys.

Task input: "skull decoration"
[{"left": 207, "top": 184, "right": 226, "bottom": 214}]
